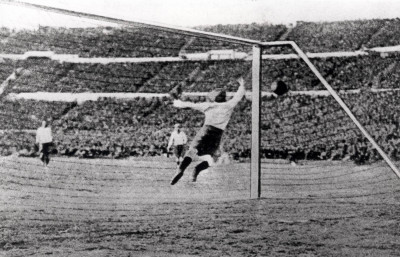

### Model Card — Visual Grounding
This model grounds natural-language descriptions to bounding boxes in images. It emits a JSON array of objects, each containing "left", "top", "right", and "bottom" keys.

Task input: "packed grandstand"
[{"left": 0, "top": 19, "right": 399, "bottom": 163}]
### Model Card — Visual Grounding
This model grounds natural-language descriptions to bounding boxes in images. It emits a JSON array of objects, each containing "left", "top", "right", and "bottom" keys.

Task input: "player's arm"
[
  {"left": 36, "top": 135, "right": 43, "bottom": 152},
  {"left": 183, "top": 132, "right": 188, "bottom": 145},
  {"left": 173, "top": 100, "right": 210, "bottom": 112},
  {"left": 49, "top": 127, "right": 53, "bottom": 142},
  {"left": 35, "top": 130, "right": 40, "bottom": 144},
  {"left": 167, "top": 132, "right": 174, "bottom": 151},
  {"left": 36, "top": 129, "right": 42, "bottom": 151},
  {"left": 227, "top": 77, "right": 246, "bottom": 106}
]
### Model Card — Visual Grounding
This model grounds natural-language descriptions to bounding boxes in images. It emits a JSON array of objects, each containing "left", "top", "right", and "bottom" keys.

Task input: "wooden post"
[
  {"left": 251, "top": 45, "right": 262, "bottom": 199},
  {"left": 290, "top": 42, "right": 400, "bottom": 180},
  {"left": 0, "top": 0, "right": 263, "bottom": 46}
]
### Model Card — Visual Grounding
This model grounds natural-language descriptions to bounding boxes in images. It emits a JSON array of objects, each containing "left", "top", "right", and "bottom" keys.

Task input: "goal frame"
[
  {"left": 250, "top": 41, "right": 400, "bottom": 198},
  {"left": 2, "top": 0, "right": 399, "bottom": 200}
]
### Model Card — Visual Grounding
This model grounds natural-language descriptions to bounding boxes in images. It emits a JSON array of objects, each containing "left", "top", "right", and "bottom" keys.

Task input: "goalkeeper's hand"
[
  {"left": 8, "top": 73, "right": 17, "bottom": 81},
  {"left": 237, "top": 77, "right": 245, "bottom": 88}
]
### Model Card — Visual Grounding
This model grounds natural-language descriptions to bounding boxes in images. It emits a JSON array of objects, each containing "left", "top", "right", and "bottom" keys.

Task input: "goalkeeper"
[{"left": 170, "top": 77, "right": 246, "bottom": 185}]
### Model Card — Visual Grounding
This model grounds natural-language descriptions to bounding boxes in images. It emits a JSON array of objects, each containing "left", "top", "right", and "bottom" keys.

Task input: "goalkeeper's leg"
[
  {"left": 170, "top": 149, "right": 196, "bottom": 185},
  {"left": 192, "top": 154, "right": 214, "bottom": 182},
  {"left": 192, "top": 161, "right": 209, "bottom": 182},
  {"left": 170, "top": 125, "right": 221, "bottom": 185}
]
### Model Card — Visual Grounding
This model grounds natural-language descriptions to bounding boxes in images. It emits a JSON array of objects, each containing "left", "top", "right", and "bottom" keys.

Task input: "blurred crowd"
[
  {"left": 2, "top": 19, "right": 400, "bottom": 56},
  {"left": 3, "top": 52, "right": 400, "bottom": 95},
  {"left": 1, "top": 19, "right": 400, "bottom": 162},
  {"left": 0, "top": 90, "right": 398, "bottom": 163},
  {"left": 0, "top": 99, "right": 75, "bottom": 129},
  {"left": 260, "top": 91, "right": 400, "bottom": 163},
  {"left": 0, "top": 27, "right": 186, "bottom": 58},
  {"left": 286, "top": 20, "right": 386, "bottom": 52},
  {"left": 196, "top": 23, "right": 287, "bottom": 42},
  {"left": 366, "top": 19, "right": 400, "bottom": 48}
]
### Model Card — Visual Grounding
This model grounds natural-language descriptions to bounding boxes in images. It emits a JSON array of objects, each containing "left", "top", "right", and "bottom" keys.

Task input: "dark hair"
[{"left": 215, "top": 91, "right": 226, "bottom": 103}]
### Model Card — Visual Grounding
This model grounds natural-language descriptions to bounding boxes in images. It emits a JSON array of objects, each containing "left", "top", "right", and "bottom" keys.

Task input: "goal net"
[
  {"left": 0, "top": 1, "right": 399, "bottom": 203},
  {"left": 257, "top": 46, "right": 400, "bottom": 202},
  {"left": 0, "top": 1, "right": 256, "bottom": 200}
]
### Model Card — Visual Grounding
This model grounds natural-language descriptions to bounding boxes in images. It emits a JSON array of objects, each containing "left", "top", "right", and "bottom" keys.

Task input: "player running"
[
  {"left": 167, "top": 123, "right": 188, "bottom": 166},
  {"left": 170, "top": 77, "right": 246, "bottom": 185}
]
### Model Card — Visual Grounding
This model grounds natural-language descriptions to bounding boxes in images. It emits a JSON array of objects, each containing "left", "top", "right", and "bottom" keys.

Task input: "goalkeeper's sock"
[
  {"left": 192, "top": 161, "right": 209, "bottom": 182},
  {"left": 171, "top": 156, "right": 192, "bottom": 185},
  {"left": 179, "top": 156, "right": 192, "bottom": 173}
]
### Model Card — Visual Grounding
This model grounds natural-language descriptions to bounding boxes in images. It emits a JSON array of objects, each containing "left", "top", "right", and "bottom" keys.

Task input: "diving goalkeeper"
[{"left": 170, "top": 77, "right": 246, "bottom": 185}]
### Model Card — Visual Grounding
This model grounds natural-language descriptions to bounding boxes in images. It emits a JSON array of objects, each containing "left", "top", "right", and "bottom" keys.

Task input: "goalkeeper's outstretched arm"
[
  {"left": 173, "top": 99, "right": 209, "bottom": 112},
  {"left": 227, "top": 77, "right": 246, "bottom": 106},
  {"left": 172, "top": 77, "right": 245, "bottom": 111}
]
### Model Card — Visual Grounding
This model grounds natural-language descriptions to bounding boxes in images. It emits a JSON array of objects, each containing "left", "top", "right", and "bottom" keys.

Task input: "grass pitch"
[{"left": 1, "top": 156, "right": 400, "bottom": 256}]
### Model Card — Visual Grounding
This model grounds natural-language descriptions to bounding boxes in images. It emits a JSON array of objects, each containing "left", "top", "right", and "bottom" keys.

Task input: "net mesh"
[
  {"left": 259, "top": 54, "right": 400, "bottom": 201},
  {"left": 0, "top": 3, "right": 399, "bottom": 202}
]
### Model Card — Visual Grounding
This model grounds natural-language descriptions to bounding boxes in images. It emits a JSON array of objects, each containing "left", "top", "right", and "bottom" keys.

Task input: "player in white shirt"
[
  {"left": 170, "top": 77, "right": 246, "bottom": 185},
  {"left": 36, "top": 120, "right": 53, "bottom": 167},
  {"left": 167, "top": 123, "right": 188, "bottom": 166}
]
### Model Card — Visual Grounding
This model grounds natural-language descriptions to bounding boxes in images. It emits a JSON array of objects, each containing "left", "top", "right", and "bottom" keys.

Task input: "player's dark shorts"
[
  {"left": 173, "top": 145, "right": 185, "bottom": 158},
  {"left": 40, "top": 142, "right": 53, "bottom": 164},
  {"left": 190, "top": 125, "right": 223, "bottom": 157},
  {"left": 41, "top": 142, "right": 52, "bottom": 155}
]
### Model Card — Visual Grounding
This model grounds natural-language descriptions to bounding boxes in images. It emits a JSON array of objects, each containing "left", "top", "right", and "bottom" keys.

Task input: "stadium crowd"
[
  {"left": 0, "top": 99, "right": 75, "bottom": 130},
  {"left": 259, "top": 91, "right": 400, "bottom": 163},
  {"left": 2, "top": 52, "right": 399, "bottom": 95},
  {"left": 0, "top": 90, "right": 398, "bottom": 163},
  {"left": 2, "top": 19, "right": 400, "bottom": 56},
  {"left": 365, "top": 18, "right": 400, "bottom": 48},
  {"left": 1, "top": 19, "right": 400, "bottom": 163},
  {"left": 285, "top": 20, "right": 386, "bottom": 52},
  {"left": 196, "top": 23, "right": 287, "bottom": 42},
  {"left": 0, "top": 27, "right": 187, "bottom": 58}
]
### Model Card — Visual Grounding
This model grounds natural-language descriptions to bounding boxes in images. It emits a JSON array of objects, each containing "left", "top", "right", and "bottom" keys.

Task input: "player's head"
[
  {"left": 208, "top": 89, "right": 226, "bottom": 103},
  {"left": 174, "top": 123, "right": 181, "bottom": 131},
  {"left": 42, "top": 118, "right": 52, "bottom": 127}
]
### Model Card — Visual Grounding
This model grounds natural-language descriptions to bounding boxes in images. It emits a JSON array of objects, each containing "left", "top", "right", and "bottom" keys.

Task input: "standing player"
[
  {"left": 167, "top": 123, "right": 188, "bottom": 166},
  {"left": 170, "top": 77, "right": 246, "bottom": 185},
  {"left": 36, "top": 120, "right": 53, "bottom": 167}
]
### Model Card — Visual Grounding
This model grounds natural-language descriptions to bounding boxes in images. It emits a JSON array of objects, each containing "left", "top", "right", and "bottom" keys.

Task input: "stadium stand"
[
  {"left": 285, "top": 20, "right": 386, "bottom": 52},
  {"left": 0, "top": 27, "right": 188, "bottom": 57},
  {"left": 0, "top": 99, "right": 76, "bottom": 129},
  {"left": 0, "top": 59, "right": 15, "bottom": 81},
  {"left": 0, "top": 90, "right": 398, "bottom": 163},
  {"left": 4, "top": 54, "right": 399, "bottom": 93},
  {"left": 366, "top": 18, "right": 400, "bottom": 48},
  {"left": 1, "top": 19, "right": 400, "bottom": 162},
  {"left": 195, "top": 23, "right": 287, "bottom": 42},
  {"left": 2, "top": 19, "right": 400, "bottom": 56}
]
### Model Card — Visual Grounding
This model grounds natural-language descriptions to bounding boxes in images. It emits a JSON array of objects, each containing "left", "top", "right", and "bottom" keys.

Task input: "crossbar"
[
  {"left": 0, "top": 0, "right": 273, "bottom": 46},
  {"left": 2, "top": 0, "right": 398, "bottom": 193}
]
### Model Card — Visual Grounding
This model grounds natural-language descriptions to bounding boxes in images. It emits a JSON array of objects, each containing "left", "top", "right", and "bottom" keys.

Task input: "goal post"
[
  {"left": 288, "top": 41, "right": 400, "bottom": 179},
  {"left": 2, "top": 0, "right": 399, "bottom": 200},
  {"left": 250, "top": 45, "right": 262, "bottom": 198},
  {"left": 249, "top": 41, "right": 400, "bottom": 199}
]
